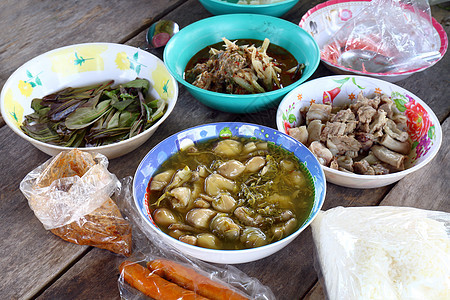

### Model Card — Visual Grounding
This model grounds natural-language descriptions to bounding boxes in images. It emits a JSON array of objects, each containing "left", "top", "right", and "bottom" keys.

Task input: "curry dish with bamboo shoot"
[{"left": 185, "top": 38, "right": 304, "bottom": 94}]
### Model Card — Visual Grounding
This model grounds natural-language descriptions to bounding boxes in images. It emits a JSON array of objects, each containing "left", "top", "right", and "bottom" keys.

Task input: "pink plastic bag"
[{"left": 322, "top": 0, "right": 442, "bottom": 73}]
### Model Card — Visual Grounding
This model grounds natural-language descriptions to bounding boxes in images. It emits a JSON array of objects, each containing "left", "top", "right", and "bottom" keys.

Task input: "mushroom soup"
[{"left": 146, "top": 137, "right": 314, "bottom": 250}]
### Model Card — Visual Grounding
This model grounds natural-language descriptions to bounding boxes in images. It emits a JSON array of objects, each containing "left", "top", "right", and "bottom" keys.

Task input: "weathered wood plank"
[
  {"left": 37, "top": 248, "right": 122, "bottom": 300},
  {"left": 0, "top": 0, "right": 187, "bottom": 126},
  {"left": 0, "top": 126, "right": 91, "bottom": 299},
  {"left": 304, "top": 282, "right": 326, "bottom": 300}
]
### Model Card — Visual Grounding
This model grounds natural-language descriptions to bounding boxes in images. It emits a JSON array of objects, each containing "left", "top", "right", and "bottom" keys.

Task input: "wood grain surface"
[{"left": 0, "top": 0, "right": 448, "bottom": 299}]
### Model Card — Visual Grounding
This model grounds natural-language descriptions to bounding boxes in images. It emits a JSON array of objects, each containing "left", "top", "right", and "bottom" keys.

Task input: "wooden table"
[{"left": 0, "top": 0, "right": 448, "bottom": 299}]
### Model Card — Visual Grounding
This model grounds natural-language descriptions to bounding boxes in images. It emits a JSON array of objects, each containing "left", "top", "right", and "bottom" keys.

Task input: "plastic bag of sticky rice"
[{"left": 311, "top": 206, "right": 449, "bottom": 300}]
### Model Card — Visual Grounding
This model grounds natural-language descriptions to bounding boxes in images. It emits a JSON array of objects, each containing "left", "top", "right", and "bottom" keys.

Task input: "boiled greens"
[{"left": 21, "top": 79, "right": 166, "bottom": 147}]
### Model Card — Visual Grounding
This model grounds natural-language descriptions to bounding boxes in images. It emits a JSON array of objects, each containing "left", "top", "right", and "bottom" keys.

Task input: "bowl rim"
[
  {"left": 299, "top": 0, "right": 449, "bottom": 77},
  {"left": 0, "top": 42, "right": 178, "bottom": 153},
  {"left": 163, "top": 13, "right": 320, "bottom": 100},
  {"left": 200, "top": 0, "right": 299, "bottom": 8},
  {"left": 132, "top": 121, "right": 326, "bottom": 255},
  {"left": 276, "top": 74, "right": 443, "bottom": 181}
]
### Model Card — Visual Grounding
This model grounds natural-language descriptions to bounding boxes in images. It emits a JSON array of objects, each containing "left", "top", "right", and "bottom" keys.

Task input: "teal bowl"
[
  {"left": 198, "top": 0, "right": 299, "bottom": 17},
  {"left": 163, "top": 14, "right": 320, "bottom": 113}
]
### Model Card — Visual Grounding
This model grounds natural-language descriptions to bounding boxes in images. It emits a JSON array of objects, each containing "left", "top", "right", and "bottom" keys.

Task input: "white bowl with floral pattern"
[
  {"left": 276, "top": 75, "right": 442, "bottom": 188},
  {"left": 0, "top": 43, "right": 178, "bottom": 159},
  {"left": 299, "top": 0, "right": 448, "bottom": 83}
]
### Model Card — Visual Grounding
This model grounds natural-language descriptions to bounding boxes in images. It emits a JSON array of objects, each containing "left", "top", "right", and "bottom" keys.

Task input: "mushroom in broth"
[{"left": 147, "top": 137, "right": 314, "bottom": 250}]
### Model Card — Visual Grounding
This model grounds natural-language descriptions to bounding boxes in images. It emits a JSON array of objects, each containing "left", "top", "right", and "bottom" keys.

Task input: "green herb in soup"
[
  {"left": 20, "top": 78, "right": 166, "bottom": 147},
  {"left": 184, "top": 38, "right": 304, "bottom": 94},
  {"left": 147, "top": 137, "right": 315, "bottom": 250}
]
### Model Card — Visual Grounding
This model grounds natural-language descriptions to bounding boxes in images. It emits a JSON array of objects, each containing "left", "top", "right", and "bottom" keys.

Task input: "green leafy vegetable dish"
[{"left": 21, "top": 78, "right": 167, "bottom": 147}]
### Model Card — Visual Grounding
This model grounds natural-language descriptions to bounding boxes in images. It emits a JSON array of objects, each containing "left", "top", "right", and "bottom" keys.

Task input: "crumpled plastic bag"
[
  {"left": 322, "top": 0, "right": 442, "bottom": 73},
  {"left": 115, "top": 176, "right": 276, "bottom": 300},
  {"left": 311, "top": 206, "right": 450, "bottom": 300},
  {"left": 20, "top": 149, "right": 132, "bottom": 256}
]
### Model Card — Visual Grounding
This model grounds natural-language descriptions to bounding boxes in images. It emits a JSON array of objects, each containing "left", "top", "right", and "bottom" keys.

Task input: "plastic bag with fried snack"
[{"left": 20, "top": 149, "right": 132, "bottom": 256}]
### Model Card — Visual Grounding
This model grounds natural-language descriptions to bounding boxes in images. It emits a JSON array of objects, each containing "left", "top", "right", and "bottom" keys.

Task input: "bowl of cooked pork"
[
  {"left": 163, "top": 14, "right": 320, "bottom": 113},
  {"left": 276, "top": 75, "right": 442, "bottom": 188}
]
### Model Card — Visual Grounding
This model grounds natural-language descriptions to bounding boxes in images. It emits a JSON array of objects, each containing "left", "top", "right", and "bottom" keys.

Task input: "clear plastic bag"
[
  {"left": 115, "top": 176, "right": 276, "bottom": 300},
  {"left": 20, "top": 149, "right": 132, "bottom": 256},
  {"left": 322, "top": 0, "right": 442, "bottom": 73},
  {"left": 311, "top": 206, "right": 450, "bottom": 300}
]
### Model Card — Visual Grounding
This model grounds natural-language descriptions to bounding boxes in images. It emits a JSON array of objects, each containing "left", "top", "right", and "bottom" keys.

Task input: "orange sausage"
[
  {"left": 119, "top": 261, "right": 208, "bottom": 300},
  {"left": 147, "top": 259, "right": 249, "bottom": 300}
]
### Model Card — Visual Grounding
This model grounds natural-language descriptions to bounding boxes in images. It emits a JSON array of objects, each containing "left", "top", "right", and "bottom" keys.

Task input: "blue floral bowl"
[
  {"left": 163, "top": 14, "right": 320, "bottom": 113},
  {"left": 133, "top": 122, "right": 326, "bottom": 264}
]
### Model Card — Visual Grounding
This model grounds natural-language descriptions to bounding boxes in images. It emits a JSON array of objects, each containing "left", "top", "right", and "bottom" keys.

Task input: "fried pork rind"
[{"left": 20, "top": 149, "right": 132, "bottom": 256}]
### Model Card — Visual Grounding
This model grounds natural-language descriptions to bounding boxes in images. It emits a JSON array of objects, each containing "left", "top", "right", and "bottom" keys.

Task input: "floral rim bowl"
[
  {"left": 163, "top": 14, "right": 320, "bottom": 113},
  {"left": 0, "top": 43, "right": 178, "bottom": 159},
  {"left": 133, "top": 122, "right": 326, "bottom": 264},
  {"left": 276, "top": 75, "right": 442, "bottom": 189},
  {"left": 299, "top": 0, "right": 448, "bottom": 83}
]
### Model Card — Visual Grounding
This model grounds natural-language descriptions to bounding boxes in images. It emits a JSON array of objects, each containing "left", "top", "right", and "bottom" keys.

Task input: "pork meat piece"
[
  {"left": 345, "top": 121, "right": 358, "bottom": 134},
  {"left": 288, "top": 126, "right": 308, "bottom": 145},
  {"left": 309, "top": 141, "right": 333, "bottom": 166},
  {"left": 383, "top": 119, "right": 409, "bottom": 142},
  {"left": 379, "top": 93, "right": 394, "bottom": 118},
  {"left": 357, "top": 105, "right": 377, "bottom": 124},
  {"left": 307, "top": 120, "right": 324, "bottom": 145},
  {"left": 330, "top": 108, "right": 355, "bottom": 122},
  {"left": 369, "top": 111, "right": 387, "bottom": 133},
  {"left": 330, "top": 158, "right": 339, "bottom": 170},
  {"left": 306, "top": 103, "right": 332, "bottom": 125},
  {"left": 357, "top": 122, "right": 370, "bottom": 133},
  {"left": 344, "top": 150, "right": 359, "bottom": 158},
  {"left": 350, "top": 92, "right": 380, "bottom": 112},
  {"left": 355, "top": 132, "right": 375, "bottom": 152},
  {"left": 378, "top": 95, "right": 394, "bottom": 118},
  {"left": 320, "top": 122, "right": 346, "bottom": 141},
  {"left": 353, "top": 160, "right": 376, "bottom": 175},
  {"left": 372, "top": 163, "right": 390, "bottom": 175},
  {"left": 328, "top": 135, "right": 361, "bottom": 154},
  {"left": 335, "top": 156, "right": 354, "bottom": 172}
]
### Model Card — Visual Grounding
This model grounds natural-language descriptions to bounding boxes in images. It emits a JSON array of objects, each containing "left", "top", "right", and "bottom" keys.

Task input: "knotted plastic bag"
[
  {"left": 322, "top": 0, "right": 442, "bottom": 73},
  {"left": 311, "top": 206, "right": 450, "bottom": 299},
  {"left": 115, "top": 177, "right": 276, "bottom": 300},
  {"left": 20, "top": 149, "right": 132, "bottom": 256}
]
